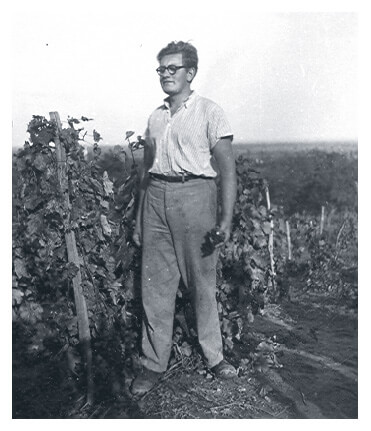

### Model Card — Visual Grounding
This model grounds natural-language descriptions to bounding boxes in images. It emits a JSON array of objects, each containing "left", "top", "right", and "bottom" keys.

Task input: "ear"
[{"left": 186, "top": 67, "right": 196, "bottom": 83}]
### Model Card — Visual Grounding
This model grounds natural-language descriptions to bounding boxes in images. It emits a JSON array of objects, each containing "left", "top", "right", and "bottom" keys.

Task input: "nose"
[{"left": 160, "top": 68, "right": 171, "bottom": 78}]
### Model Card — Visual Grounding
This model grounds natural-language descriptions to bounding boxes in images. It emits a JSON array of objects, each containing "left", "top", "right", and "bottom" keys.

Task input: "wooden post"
[
  {"left": 286, "top": 220, "right": 292, "bottom": 261},
  {"left": 335, "top": 219, "right": 347, "bottom": 261},
  {"left": 320, "top": 206, "right": 325, "bottom": 235},
  {"left": 49, "top": 111, "right": 94, "bottom": 405},
  {"left": 265, "top": 186, "right": 276, "bottom": 293}
]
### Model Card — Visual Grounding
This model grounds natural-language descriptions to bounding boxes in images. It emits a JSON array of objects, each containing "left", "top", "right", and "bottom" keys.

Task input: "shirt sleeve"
[{"left": 207, "top": 104, "right": 234, "bottom": 149}]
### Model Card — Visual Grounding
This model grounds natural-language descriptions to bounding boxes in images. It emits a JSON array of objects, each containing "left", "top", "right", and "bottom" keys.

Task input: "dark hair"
[{"left": 157, "top": 41, "right": 198, "bottom": 73}]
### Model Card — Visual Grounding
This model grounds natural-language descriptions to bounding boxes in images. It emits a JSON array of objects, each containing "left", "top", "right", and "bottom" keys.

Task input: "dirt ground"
[
  {"left": 13, "top": 288, "right": 357, "bottom": 419},
  {"left": 76, "top": 290, "right": 358, "bottom": 419},
  {"left": 101, "top": 368, "right": 295, "bottom": 419}
]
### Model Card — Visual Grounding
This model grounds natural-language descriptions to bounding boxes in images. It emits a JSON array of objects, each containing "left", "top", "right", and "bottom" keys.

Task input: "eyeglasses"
[{"left": 156, "top": 65, "right": 186, "bottom": 76}]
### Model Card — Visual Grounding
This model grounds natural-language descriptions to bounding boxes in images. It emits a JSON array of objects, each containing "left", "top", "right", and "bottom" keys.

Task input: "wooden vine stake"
[
  {"left": 320, "top": 205, "right": 325, "bottom": 235},
  {"left": 49, "top": 112, "right": 94, "bottom": 406},
  {"left": 265, "top": 186, "right": 276, "bottom": 293},
  {"left": 286, "top": 220, "right": 292, "bottom": 261}
]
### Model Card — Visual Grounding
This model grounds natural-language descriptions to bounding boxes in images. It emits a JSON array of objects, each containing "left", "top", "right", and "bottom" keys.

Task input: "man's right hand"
[{"left": 132, "top": 224, "right": 142, "bottom": 247}]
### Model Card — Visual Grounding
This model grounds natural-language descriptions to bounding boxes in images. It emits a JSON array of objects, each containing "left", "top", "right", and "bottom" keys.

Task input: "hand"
[
  {"left": 214, "top": 221, "right": 231, "bottom": 248},
  {"left": 132, "top": 223, "right": 142, "bottom": 247}
]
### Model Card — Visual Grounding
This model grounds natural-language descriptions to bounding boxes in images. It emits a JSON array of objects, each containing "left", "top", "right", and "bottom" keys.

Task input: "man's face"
[{"left": 158, "top": 53, "right": 191, "bottom": 96}]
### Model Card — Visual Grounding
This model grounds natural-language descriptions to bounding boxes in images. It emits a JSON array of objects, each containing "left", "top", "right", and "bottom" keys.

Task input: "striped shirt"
[{"left": 145, "top": 92, "right": 233, "bottom": 178}]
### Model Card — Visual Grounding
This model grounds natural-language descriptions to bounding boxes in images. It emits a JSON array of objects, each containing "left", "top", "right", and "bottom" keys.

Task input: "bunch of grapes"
[{"left": 202, "top": 228, "right": 226, "bottom": 257}]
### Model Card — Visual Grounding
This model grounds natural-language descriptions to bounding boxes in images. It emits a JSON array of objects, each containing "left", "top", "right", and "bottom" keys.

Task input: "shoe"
[
  {"left": 211, "top": 359, "right": 237, "bottom": 379},
  {"left": 130, "top": 367, "right": 163, "bottom": 396}
]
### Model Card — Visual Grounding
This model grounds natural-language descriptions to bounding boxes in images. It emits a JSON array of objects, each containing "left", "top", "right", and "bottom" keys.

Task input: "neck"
[{"left": 167, "top": 87, "right": 192, "bottom": 108}]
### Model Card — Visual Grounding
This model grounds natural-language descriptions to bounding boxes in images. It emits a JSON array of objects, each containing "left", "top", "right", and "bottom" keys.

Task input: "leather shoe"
[
  {"left": 130, "top": 368, "right": 163, "bottom": 396},
  {"left": 211, "top": 359, "right": 237, "bottom": 379}
]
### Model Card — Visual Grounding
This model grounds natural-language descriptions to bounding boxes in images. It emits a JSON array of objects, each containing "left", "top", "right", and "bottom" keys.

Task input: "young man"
[{"left": 131, "top": 41, "right": 237, "bottom": 396}]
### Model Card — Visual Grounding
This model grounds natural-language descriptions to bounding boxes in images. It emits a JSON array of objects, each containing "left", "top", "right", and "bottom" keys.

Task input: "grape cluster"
[
  {"left": 201, "top": 227, "right": 225, "bottom": 257},
  {"left": 208, "top": 228, "right": 226, "bottom": 247}
]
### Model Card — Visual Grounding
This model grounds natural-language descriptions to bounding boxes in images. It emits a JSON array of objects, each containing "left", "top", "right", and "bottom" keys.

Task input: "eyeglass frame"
[{"left": 156, "top": 65, "right": 187, "bottom": 76}]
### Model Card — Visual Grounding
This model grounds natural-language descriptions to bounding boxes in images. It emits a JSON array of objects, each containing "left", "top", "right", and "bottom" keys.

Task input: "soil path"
[
  {"left": 249, "top": 294, "right": 358, "bottom": 418},
  {"left": 107, "top": 292, "right": 357, "bottom": 419}
]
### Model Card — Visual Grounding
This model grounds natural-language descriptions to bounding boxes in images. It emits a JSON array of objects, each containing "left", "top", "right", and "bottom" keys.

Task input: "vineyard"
[{"left": 12, "top": 115, "right": 358, "bottom": 419}]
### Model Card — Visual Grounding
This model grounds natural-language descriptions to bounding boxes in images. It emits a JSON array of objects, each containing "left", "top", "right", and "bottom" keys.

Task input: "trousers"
[{"left": 140, "top": 177, "right": 224, "bottom": 372}]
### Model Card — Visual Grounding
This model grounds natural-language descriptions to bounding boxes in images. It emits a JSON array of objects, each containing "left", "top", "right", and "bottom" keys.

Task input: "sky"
[{"left": 11, "top": 1, "right": 358, "bottom": 147}]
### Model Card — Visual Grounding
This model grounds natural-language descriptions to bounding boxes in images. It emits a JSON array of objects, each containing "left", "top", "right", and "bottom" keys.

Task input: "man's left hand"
[{"left": 214, "top": 222, "right": 231, "bottom": 248}]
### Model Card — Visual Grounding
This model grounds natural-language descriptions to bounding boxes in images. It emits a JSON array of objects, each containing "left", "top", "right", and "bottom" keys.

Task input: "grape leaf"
[
  {"left": 12, "top": 289, "right": 24, "bottom": 305},
  {"left": 102, "top": 171, "right": 113, "bottom": 196},
  {"left": 14, "top": 258, "right": 30, "bottom": 279}
]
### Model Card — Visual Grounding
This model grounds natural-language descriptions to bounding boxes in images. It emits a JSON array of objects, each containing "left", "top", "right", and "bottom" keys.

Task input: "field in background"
[
  {"left": 95, "top": 140, "right": 358, "bottom": 217},
  {"left": 233, "top": 141, "right": 357, "bottom": 216},
  {"left": 232, "top": 140, "right": 357, "bottom": 155}
]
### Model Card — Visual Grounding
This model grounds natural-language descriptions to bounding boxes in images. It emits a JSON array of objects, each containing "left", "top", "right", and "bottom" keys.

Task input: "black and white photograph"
[{"left": 9, "top": 0, "right": 362, "bottom": 422}]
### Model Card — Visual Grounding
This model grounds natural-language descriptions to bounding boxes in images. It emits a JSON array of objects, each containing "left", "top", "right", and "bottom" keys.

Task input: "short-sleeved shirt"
[{"left": 144, "top": 91, "right": 233, "bottom": 178}]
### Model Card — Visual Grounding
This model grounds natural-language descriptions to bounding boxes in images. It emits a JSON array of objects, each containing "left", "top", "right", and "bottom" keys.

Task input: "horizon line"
[{"left": 12, "top": 138, "right": 358, "bottom": 149}]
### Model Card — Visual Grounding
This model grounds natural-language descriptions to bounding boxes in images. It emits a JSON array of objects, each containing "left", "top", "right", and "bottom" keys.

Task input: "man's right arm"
[{"left": 132, "top": 143, "right": 152, "bottom": 247}]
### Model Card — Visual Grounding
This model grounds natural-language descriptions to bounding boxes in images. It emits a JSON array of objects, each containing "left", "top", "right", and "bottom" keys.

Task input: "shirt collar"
[{"left": 163, "top": 91, "right": 196, "bottom": 110}]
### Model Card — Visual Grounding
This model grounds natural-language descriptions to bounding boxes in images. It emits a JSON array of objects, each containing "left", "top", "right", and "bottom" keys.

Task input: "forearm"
[
  {"left": 135, "top": 172, "right": 149, "bottom": 224},
  {"left": 212, "top": 138, "right": 237, "bottom": 229},
  {"left": 219, "top": 168, "right": 237, "bottom": 227},
  {"left": 135, "top": 143, "right": 152, "bottom": 223}
]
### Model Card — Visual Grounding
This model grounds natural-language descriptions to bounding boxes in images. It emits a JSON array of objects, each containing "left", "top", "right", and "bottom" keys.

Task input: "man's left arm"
[{"left": 211, "top": 137, "right": 237, "bottom": 244}]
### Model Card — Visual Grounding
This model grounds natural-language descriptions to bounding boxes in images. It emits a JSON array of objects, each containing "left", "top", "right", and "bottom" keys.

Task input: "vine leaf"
[
  {"left": 14, "top": 258, "right": 30, "bottom": 279},
  {"left": 102, "top": 171, "right": 114, "bottom": 196},
  {"left": 180, "top": 342, "right": 192, "bottom": 357},
  {"left": 12, "top": 289, "right": 24, "bottom": 306},
  {"left": 33, "top": 154, "right": 49, "bottom": 172},
  {"left": 65, "top": 262, "right": 79, "bottom": 280},
  {"left": 93, "top": 130, "right": 102, "bottom": 142},
  {"left": 18, "top": 302, "right": 44, "bottom": 324},
  {"left": 125, "top": 131, "right": 135, "bottom": 140},
  {"left": 67, "top": 117, "right": 81, "bottom": 128},
  {"left": 261, "top": 221, "right": 272, "bottom": 235},
  {"left": 100, "top": 214, "right": 112, "bottom": 237}
]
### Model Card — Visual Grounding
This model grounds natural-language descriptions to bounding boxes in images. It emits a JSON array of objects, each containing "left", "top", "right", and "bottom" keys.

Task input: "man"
[{"left": 131, "top": 41, "right": 237, "bottom": 396}]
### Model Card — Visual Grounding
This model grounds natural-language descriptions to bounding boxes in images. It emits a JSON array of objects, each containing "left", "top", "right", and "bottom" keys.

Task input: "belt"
[{"left": 150, "top": 173, "right": 212, "bottom": 183}]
